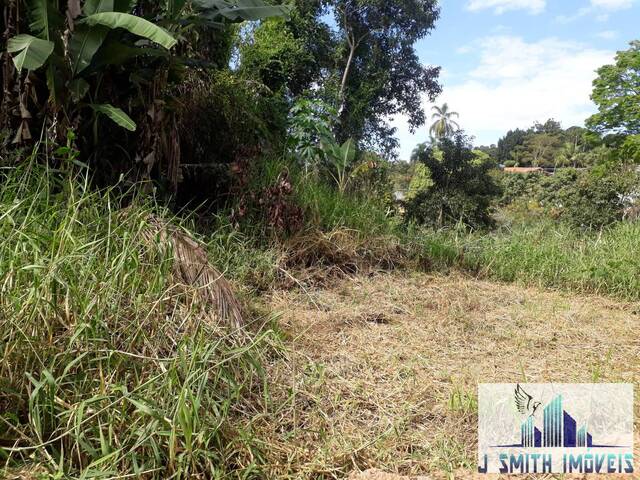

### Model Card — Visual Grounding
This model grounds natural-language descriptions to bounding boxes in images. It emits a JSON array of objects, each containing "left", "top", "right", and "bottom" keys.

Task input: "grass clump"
[
  {"left": 417, "top": 218, "right": 640, "bottom": 300},
  {"left": 0, "top": 164, "right": 277, "bottom": 478}
]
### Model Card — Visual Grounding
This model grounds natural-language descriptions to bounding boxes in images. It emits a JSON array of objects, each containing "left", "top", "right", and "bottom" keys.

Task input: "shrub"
[
  {"left": 349, "top": 150, "right": 395, "bottom": 206},
  {"left": 404, "top": 133, "right": 502, "bottom": 229},
  {"left": 233, "top": 155, "right": 398, "bottom": 239},
  {"left": 175, "top": 71, "right": 287, "bottom": 209},
  {"left": 498, "top": 172, "right": 542, "bottom": 205},
  {"left": 499, "top": 165, "right": 639, "bottom": 229},
  {"left": 535, "top": 167, "right": 638, "bottom": 229},
  {"left": 561, "top": 170, "right": 637, "bottom": 228},
  {"left": 618, "top": 135, "right": 640, "bottom": 163}
]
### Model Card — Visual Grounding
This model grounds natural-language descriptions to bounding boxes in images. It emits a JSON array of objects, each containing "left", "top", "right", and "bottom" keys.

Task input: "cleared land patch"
[{"left": 255, "top": 273, "right": 640, "bottom": 479}]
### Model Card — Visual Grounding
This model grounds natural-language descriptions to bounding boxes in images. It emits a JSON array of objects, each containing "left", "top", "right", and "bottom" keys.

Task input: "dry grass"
[
  {"left": 253, "top": 272, "right": 640, "bottom": 479},
  {"left": 280, "top": 228, "right": 410, "bottom": 286}
]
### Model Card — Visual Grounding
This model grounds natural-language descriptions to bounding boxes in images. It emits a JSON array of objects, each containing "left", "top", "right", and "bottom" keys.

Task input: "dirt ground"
[{"left": 256, "top": 272, "right": 640, "bottom": 479}]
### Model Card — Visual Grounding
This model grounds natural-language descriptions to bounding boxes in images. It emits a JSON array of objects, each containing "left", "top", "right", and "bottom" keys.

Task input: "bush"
[
  {"left": 498, "top": 172, "right": 542, "bottom": 205},
  {"left": 233, "top": 155, "right": 398, "bottom": 239},
  {"left": 559, "top": 171, "right": 634, "bottom": 228},
  {"left": 404, "top": 133, "right": 502, "bottom": 229},
  {"left": 619, "top": 135, "right": 640, "bottom": 163},
  {"left": 175, "top": 71, "right": 287, "bottom": 209},
  {"left": 499, "top": 166, "right": 639, "bottom": 229},
  {"left": 535, "top": 168, "right": 638, "bottom": 229},
  {"left": 349, "top": 151, "right": 395, "bottom": 207}
]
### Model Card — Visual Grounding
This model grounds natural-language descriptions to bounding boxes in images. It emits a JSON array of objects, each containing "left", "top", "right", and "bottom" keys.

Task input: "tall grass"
[
  {"left": 246, "top": 156, "right": 400, "bottom": 238},
  {"left": 418, "top": 219, "right": 640, "bottom": 300},
  {"left": 0, "top": 164, "right": 277, "bottom": 478}
]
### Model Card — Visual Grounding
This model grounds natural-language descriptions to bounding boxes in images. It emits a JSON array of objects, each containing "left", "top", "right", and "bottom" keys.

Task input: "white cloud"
[
  {"left": 392, "top": 36, "right": 613, "bottom": 158},
  {"left": 557, "top": 0, "right": 636, "bottom": 23},
  {"left": 590, "top": 0, "right": 635, "bottom": 10},
  {"left": 596, "top": 30, "right": 618, "bottom": 39},
  {"left": 466, "top": 0, "right": 546, "bottom": 14}
]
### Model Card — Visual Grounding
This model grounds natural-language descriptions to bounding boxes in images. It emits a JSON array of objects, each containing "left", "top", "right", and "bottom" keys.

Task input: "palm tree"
[{"left": 429, "top": 103, "right": 460, "bottom": 140}]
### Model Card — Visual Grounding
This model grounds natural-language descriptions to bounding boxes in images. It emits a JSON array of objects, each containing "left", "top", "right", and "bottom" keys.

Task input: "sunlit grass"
[
  {"left": 0, "top": 163, "right": 279, "bottom": 478},
  {"left": 417, "top": 217, "right": 640, "bottom": 300}
]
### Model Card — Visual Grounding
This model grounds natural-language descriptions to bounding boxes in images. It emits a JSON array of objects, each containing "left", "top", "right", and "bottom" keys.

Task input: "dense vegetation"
[{"left": 1, "top": 0, "right": 640, "bottom": 476}]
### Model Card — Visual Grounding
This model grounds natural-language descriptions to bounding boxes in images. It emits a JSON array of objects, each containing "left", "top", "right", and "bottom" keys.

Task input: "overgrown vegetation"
[
  {"left": 416, "top": 219, "right": 640, "bottom": 300},
  {"left": 1, "top": 0, "right": 640, "bottom": 476},
  {"left": 0, "top": 162, "right": 280, "bottom": 478},
  {"left": 404, "top": 133, "right": 501, "bottom": 230}
]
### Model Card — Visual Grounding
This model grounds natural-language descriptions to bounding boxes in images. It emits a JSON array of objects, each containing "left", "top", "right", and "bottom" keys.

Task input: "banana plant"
[
  {"left": 322, "top": 138, "right": 357, "bottom": 193},
  {"left": 7, "top": 0, "right": 289, "bottom": 139}
]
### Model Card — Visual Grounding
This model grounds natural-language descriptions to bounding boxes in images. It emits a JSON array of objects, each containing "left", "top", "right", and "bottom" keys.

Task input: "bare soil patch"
[{"left": 255, "top": 272, "right": 640, "bottom": 479}]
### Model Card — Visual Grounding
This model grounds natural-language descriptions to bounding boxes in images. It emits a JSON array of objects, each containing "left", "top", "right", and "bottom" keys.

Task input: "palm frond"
[{"left": 141, "top": 215, "right": 245, "bottom": 330}]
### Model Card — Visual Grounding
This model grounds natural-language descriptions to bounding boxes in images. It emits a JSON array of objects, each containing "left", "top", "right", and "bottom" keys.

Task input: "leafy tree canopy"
[
  {"left": 328, "top": 0, "right": 442, "bottom": 156},
  {"left": 238, "top": 2, "right": 335, "bottom": 96},
  {"left": 587, "top": 40, "right": 640, "bottom": 135},
  {"left": 405, "top": 132, "right": 501, "bottom": 229}
]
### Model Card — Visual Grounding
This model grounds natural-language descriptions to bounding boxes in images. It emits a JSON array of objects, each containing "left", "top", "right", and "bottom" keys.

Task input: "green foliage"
[
  {"left": 4, "top": 0, "right": 289, "bottom": 181},
  {"left": 388, "top": 159, "right": 413, "bottom": 193},
  {"left": 238, "top": 17, "right": 316, "bottom": 94},
  {"left": 237, "top": 155, "right": 397, "bottom": 237},
  {"left": 407, "top": 161, "right": 433, "bottom": 199},
  {"left": 541, "top": 168, "right": 638, "bottom": 229},
  {"left": 90, "top": 103, "right": 137, "bottom": 131},
  {"left": 494, "top": 122, "right": 604, "bottom": 168},
  {"left": 497, "top": 172, "right": 541, "bottom": 205},
  {"left": 176, "top": 70, "right": 286, "bottom": 208},
  {"left": 287, "top": 98, "right": 337, "bottom": 172},
  {"left": 429, "top": 103, "right": 460, "bottom": 140},
  {"left": 329, "top": 0, "right": 442, "bottom": 154},
  {"left": 349, "top": 151, "right": 395, "bottom": 206},
  {"left": 404, "top": 133, "right": 501, "bottom": 229},
  {"left": 0, "top": 162, "right": 279, "bottom": 477},
  {"left": 293, "top": 171, "right": 397, "bottom": 235},
  {"left": 499, "top": 166, "right": 639, "bottom": 229},
  {"left": 78, "top": 12, "right": 178, "bottom": 49},
  {"left": 587, "top": 40, "right": 640, "bottom": 135},
  {"left": 286, "top": 98, "right": 361, "bottom": 192},
  {"left": 497, "top": 128, "right": 527, "bottom": 163},
  {"left": 519, "top": 132, "right": 563, "bottom": 166},
  {"left": 322, "top": 138, "right": 357, "bottom": 193},
  {"left": 619, "top": 135, "right": 640, "bottom": 163},
  {"left": 7, "top": 1, "right": 179, "bottom": 135},
  {"left": 6, "top": 34, "right": 55, "bottom": 70}
]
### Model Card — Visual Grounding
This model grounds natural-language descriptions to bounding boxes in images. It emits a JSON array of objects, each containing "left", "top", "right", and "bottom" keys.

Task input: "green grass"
[
  {"left": 417, "top": 217, "right": 640, "bottom": 300},
  {"left": 0, "top": 164, "right": 279, "bottom": 479},
  {"left": 245, "top": 155, "right": 400, "bottom": 238}
]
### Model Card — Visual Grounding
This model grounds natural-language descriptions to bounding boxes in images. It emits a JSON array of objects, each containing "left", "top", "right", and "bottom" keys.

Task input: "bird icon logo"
[{"left": 514, "top": 383, "right": 542, "bottom": 417}]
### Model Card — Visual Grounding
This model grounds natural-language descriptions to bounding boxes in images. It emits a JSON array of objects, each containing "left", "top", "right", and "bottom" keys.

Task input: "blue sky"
[{"left": 392, "top": 0, "right": 640, "bottom": 159}]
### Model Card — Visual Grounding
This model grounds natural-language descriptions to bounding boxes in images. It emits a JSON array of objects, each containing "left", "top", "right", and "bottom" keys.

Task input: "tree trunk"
[{"left": 338, "top": 35, "right": 357, "bottom": 115}]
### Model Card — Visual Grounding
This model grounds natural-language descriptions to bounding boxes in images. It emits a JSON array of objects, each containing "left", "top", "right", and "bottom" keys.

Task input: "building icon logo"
[{"left": 478, "top": 384, "right": 634, "bottom": 474}]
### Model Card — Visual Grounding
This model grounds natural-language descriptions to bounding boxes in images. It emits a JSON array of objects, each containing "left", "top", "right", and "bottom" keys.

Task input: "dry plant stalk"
[{"left": 142, "top": 214, "right": 245, "bottom": 330}]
